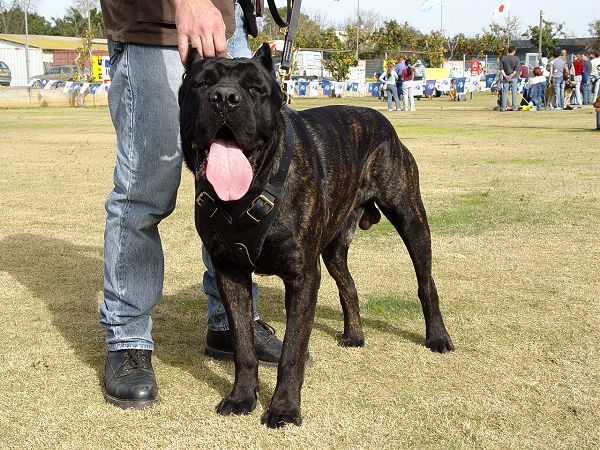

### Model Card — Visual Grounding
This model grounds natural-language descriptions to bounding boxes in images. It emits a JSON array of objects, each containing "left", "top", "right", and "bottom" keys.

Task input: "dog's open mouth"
[{"left": 202, "top": 126, "right": 254, "bottom": 202}]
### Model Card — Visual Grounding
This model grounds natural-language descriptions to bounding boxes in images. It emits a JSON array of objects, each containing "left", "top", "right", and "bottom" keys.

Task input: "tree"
[
  {"left": 417, "top": 31, "right": 446, "bottom": 67},
  {"left": 524, "top": 19, "right": 565, "bottom": 57},
  {"left": 323, "top": 51, "right": 356, "bottom": 81},
  {"left": 0, "top": 2, "right": 52, "bottom": 34},
  {"left": 447, "top": 33, "right": 486, "bottom": 60},
  {"left": 589, "top": 20, "right": 600, "bottom": 48},
  {"left": 372, "top": 20, "right": 422, "bottom": 56},
  {"left": 482, "top": 17, "right": 522, "bottom": 58}
]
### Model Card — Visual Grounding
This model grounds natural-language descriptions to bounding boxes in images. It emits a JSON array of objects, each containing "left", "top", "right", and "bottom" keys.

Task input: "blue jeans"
[
  {"left": 501, "top": 77, "right": 518, "bottom": 111},
  {"left": 552, "top": 76, "right": 565, "bottom": 109},
  {"left": 582, "top": 80, "right": 591, "bottom": 104},
  {"left": 100, "top": 3, "right": 259, "bottom": 351},
  {"left": 386, "top": 84, "right": 400, "bottom": 110}
]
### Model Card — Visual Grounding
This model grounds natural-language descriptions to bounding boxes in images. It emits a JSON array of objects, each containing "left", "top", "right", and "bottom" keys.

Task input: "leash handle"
[{"left": 279, "top": 0, "right": 302, "bottom": 72}]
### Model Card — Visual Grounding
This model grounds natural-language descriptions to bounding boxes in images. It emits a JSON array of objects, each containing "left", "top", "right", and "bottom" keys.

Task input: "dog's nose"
[{"left": 209, "top": 87, "right": 241, "bottom": 107}]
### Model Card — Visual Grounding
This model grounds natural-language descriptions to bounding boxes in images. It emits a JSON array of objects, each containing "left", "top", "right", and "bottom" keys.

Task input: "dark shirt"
[
  {"left": 519, "top": 65, "right": 529, "bottom": 78},
  {"left": 500, "top": 54, "right": 520, "bottom": 79}
]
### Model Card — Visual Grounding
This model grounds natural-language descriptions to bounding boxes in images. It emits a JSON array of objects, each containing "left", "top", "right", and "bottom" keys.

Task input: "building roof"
[{"left": 0, "top": 34, "right": 108, "bottom": 51}]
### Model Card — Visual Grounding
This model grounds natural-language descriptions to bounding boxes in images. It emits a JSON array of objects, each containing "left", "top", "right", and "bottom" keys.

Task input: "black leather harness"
[{"left": 195, "top": 118, "right": 294, "bottom": 272}]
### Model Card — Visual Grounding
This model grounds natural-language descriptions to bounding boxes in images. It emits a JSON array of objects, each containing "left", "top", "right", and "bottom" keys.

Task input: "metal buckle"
[
  {"left": 196, "top": 191, "right": 218, "bottom": 217},
  {"left": 196, "top": 191, "right": 213, "bottom": 206},
  {"left": 247, "top": 194, "right": 274, "bottom": 222}
]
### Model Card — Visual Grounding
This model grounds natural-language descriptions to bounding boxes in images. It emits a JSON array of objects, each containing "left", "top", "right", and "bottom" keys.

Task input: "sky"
[{"left": 36, "top": 0, "right": 599, "bottom": 38}]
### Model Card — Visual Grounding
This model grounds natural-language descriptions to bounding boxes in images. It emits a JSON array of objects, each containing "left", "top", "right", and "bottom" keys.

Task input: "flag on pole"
[
  {"left": 420, "top": 0, "right": 442, "bottom": 13},
  {"left": 493, "top": 0, "right": 511, "bottom": 20}
]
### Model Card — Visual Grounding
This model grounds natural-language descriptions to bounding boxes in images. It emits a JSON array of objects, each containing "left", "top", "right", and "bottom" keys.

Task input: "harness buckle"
[
  {"left": 196, "top": 191, "right": 218, "bottom": 217},
  {"left": 247, "top": 194, "right": 274, "bottom": 222}
]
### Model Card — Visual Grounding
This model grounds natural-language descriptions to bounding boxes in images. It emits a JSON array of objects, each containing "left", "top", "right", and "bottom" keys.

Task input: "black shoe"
[
  {"left": 205, "top": 319, "right": 313, "bottom": 368},
  {"left": 104, "top": 349, "right": 159, "bottom": 409}
]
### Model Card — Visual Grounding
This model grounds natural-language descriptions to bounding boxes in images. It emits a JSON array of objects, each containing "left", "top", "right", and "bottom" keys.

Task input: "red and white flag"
[{"left": 493, "top": 0, "right": 511, "bottom": 20}]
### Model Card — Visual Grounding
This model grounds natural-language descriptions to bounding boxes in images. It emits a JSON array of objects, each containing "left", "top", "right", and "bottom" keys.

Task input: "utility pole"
[
  {"left": 24, "top": 0, "right": 31, "bottom": 106},
  {"left": 507, "top": 11, "right": 511, "bottom": 48},
  {"left": 538, "top": 10, "right": 543, "bottom": 62},
  {"left": 355, "top": 0, "right": 360, "bottom": 61},
  {"left": 440, "top": 0, "right": 443, "bottom": 34}
]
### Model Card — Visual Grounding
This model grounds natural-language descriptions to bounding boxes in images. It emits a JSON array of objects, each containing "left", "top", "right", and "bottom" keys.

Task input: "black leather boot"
[
  {"left": 205, "top": 319, "right": 313, "bottom": 367},
  {"left": 104, "top": 349, "right": 159, "bottom": 409}
]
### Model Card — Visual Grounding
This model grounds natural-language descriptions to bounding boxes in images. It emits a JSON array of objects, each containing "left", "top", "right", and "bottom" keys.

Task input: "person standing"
[
  {"left": 572, "top": 54, "right": 583, "bottom": 108},
  {"left": 582, "top": 53, "right": 592, "bottom": 105},
  {"left": 99, "top": 0, "right": 287, "bottom": 409},
  {"left": 394, "top": 57, "right": 406, "bottom": 102},
  {"left": 401, "top": 59, "right": 416, "bottom": 112},
  {"left": 591, "top": 52, "right": 600, "bottom": 101},
  {"left": 548, "top": 48, "right": 566, "bottom": 110},
  {"left": 379, "top": 62, "right": 401, "bottom": 111},
  {"left": 499, "top": 46, "right": 520, "bottom": 112},
  {"left": 519, "top": 63, "right": 529, "bottom": 80}
]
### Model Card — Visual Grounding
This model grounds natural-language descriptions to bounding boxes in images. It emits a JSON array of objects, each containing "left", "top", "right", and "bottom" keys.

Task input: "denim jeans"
[
  {"left": 582, "top": 81, "right": 591, "bottom": 104},
  {"left": 574, "top": 75, "right": 582, "bottom": 106},
  {"left": 552, "top": 76, "right": 565, "bottom": 109},
  {"left": 501, "top": 77, "right": 518, "bottom": 111},
  {"left": 100, "top": 3, "right": 259, "bottom": 351},
  {"left": 386, "top": 84, "right": 400, "bottom": 110}
]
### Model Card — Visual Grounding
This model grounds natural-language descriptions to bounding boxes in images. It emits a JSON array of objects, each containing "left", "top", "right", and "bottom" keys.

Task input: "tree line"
[{"left": 1, "top": 0, "right": 598, "bottom": 68}]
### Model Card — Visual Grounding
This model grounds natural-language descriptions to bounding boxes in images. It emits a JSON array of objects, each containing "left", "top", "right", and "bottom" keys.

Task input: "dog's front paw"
[
  {"left": 338, "top": 330, "right": 365, "bottom": 347},
  {"left": 261, "top": 406, "right": 302, "bottom": 428},
  {"left": 216, "top": 394, "right": 257, "bottom": 416},
  {"left": 426, "top": 331, "right": 455, "bottom": 353}
]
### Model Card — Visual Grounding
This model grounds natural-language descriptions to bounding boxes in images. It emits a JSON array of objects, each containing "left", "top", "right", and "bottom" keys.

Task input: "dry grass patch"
[{"left": 0, "top": 94, "right": 598, "bottom": 448}]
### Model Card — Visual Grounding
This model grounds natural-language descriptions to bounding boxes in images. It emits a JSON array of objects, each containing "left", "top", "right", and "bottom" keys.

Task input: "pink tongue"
[{"left": 206, "top": 137, "right": 253, "bottom": 201}]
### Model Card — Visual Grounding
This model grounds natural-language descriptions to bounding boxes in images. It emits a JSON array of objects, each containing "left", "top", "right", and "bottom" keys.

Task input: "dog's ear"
[
  {"left": 252, "top": 42, "right": 274, "bottom": 74},
  {"left": 186, "top": 45, "right": 202, "bottom": 70}
]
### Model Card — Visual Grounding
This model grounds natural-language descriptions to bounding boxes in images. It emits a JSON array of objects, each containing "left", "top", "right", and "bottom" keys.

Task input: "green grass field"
[{"left": 0, "top": 94, "right": 599, "bottom": 448}]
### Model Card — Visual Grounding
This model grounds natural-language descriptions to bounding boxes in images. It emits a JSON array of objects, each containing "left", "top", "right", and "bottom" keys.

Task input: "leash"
[
  {"left": 266, "top": 0, "right": 303, "bottom": 100},
  {"left": 195, "top": 113, "right": 295, "bottom": 271}
]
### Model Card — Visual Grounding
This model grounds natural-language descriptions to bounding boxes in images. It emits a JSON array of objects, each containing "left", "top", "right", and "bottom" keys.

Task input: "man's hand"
[{"left": 175, "top": 0, "right": 227, "bottom": 66}]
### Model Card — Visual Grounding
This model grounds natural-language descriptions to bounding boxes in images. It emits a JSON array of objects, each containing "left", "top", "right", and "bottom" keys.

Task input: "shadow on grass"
[{"left": 0, "top": 233, "right": 425, "bottom": 405}]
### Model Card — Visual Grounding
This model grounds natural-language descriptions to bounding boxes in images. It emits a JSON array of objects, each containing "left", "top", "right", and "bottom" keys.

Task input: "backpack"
[{"left": 414, "top": 65, "right": 425, "bottom": 79}]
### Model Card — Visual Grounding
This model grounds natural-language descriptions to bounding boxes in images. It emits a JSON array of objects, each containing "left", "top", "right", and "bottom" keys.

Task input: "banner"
[
  {"left": 413, "top": 81, "right": 425, "bottom": 96},
  {"left": 298, "top": 82, "right": 308, "bottom": 96},
  {"left": 424, "top": 80, "right": 436, "bottom": 95},
  {"left": 435, "top": 79, "right": 451, "bottom": 93},
  {"left": 322, "top": 81, "right": 332, "bottom": 96},
  {"left": 309, "top": 81, "right": 319, "bottom": 97},
  {"left": 455, "top": 77, "right": 466, "bottom": 94},
  {"left": 334, "top": 82, "right": 344, "bottom": 96},
  {"left": 485, "top": 74, "right": 497, "bottom": 88}
]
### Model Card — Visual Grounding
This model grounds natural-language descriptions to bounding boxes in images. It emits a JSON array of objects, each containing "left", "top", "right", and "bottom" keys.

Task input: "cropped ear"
[
  {"left": 252, "top": 42, "right": 274, "bottom": 74},
  {"left": 186, "top": 45, "right": 202, "bottom": 70}
]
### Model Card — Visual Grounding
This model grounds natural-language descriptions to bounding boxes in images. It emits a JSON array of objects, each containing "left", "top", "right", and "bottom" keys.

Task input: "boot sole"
[
  {"left": 204, "top": 345, "right": 313, "bottom": 368},
  {"left": 104, "top": 392, "right": 160, "bottom": 409}
]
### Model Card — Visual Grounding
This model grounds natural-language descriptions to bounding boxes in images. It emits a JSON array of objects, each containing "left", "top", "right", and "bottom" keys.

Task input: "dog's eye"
[
  {"left": 249, "top": 86, "right": 264, "bottom": 95},
  {"left": 192, "top": 80, "right": 208, "bottom": 89}
]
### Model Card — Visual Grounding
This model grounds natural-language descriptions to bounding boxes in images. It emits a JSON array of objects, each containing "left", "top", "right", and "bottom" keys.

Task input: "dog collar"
[{"left": 195, "top": 113, "right": 295, "bottom": 271}]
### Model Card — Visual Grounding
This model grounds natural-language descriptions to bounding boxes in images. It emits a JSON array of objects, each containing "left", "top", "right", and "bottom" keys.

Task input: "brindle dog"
[{"left": 179, "top": 44, "right": 454, "bottom": 428}]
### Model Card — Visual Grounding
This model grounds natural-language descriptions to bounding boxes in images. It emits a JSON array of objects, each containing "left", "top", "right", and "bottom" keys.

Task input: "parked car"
[
  {"left": 0, "top": 61, "right": 11, "bottom": 86},
  {"left": 30, "top": 65, "right": 91, "bottom": 86}
]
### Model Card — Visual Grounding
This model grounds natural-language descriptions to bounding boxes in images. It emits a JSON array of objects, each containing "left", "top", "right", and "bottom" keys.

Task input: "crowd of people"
[
  {"left": 501, "top": 46, "right": 600, "bottom": 112},
  {"left": 377, "top": 57, "right": 425, "bottom": 112}
]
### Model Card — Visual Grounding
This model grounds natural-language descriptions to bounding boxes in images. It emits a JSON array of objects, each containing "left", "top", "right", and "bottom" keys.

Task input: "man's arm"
[{"left": 175, "top": 0, "right": 228, "bottom": 65}]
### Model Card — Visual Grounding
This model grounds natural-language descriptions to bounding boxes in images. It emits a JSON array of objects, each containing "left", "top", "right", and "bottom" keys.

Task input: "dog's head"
[{"left": 179, "top": 43, "right": 283, "bottom": 201}]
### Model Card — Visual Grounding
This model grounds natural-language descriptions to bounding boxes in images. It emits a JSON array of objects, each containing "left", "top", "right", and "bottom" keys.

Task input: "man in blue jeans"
[
  {"left": 99, "top": 0, "right": 284, "bottom": 409},
  {"left": 499, "top": 46, "right": 520, "bottom": 112}
]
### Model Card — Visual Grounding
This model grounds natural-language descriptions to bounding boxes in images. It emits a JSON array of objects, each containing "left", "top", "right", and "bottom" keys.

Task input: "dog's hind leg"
[
  {"left": 323, "top": 224, "right": 365, "bottom": 347},
  {"left": 375, "top": 153, "right": 454, "bottom": 353}
]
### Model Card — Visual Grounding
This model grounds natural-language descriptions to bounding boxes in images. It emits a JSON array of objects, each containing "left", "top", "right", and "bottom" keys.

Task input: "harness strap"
[{"left": 195, "top": 116, "right": 295, "bottom": 271}]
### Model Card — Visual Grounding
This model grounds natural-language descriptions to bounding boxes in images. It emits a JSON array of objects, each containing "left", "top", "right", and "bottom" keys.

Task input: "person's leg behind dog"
[
  {"left": 552, "top": 75, "right": 564, "bottom": 109},
  {"left": 500, "top": 80, "right": 509, "bottom": 111},
  {"left": 511, "top": 77, "right": 519, "bottom": 110}
]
